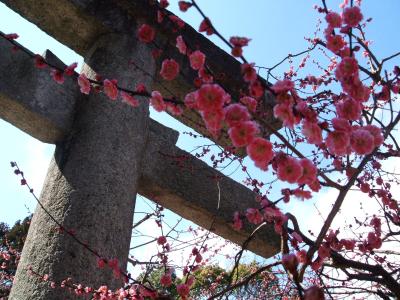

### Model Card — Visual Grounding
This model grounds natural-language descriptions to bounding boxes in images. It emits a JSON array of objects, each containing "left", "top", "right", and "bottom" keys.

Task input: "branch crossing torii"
[{"left": 0, "top": 1, "right": 280, "bottom": 298}]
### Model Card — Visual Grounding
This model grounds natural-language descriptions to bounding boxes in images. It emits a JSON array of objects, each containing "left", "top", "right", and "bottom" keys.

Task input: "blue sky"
[{"left": 0, "top": 1, "right": 399, "bottom": 269}]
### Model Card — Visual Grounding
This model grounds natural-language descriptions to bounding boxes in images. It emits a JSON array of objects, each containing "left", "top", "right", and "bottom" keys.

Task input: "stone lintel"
[{"left": 0, "top": 36, "right": 77, "bottom": 143}]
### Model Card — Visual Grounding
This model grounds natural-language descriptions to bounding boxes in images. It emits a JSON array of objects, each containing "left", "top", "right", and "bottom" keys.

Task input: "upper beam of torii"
[{"left": 0, "top": 1, "right": 281, "bottom": 299}]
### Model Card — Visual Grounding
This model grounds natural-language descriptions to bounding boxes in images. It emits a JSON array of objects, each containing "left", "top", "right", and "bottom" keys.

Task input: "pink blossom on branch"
[
  {"left": 249, "top": 80, "right": 265, "bottom": 98},
  {"left": 159, "top": 0, "right": 169, "bottom": 8},
  {"left": 150, "top": 91, "right": 166, "bottom": 112},
  {"left": 199, "top": 18, "right": 213, "bottom": 35},
  {"left": 189, "top": 50, "right": 206, "bottom": 70},
  {"left": 166, "top": 102, "right": 183, "bottom": 116},
  {"left": 240, "top": 96, "right": 258, "bottom": 112},
  {"left": 103, "top": 79, "right": 118, "bottom": 100},
  {"left": 325, "top": 12, "right": 342, "bottom": 28},
  {"left": 108, "top": 257, "right": 119, "bottom": 270},
  {"left": 273, "top": 102, "right": 300, "bottom": 129},
  {"left": 276, "top": 156, "right": 303, "bottom": 184},
  {"left": 302, "top": 120, "right": 323, "bottom": 145},
  {"left": 335, "top": 97, "right": 362, "bottom": 121},
  {"left": 364, "top": 124, "right": 384, "bottom": 147},
  {"left": 196, "top": 83, "right": 226, "bottom": 112},
  {"left": 228, "top": 121, "right": 259, "bottom": 148},
  {"left": 176, "top": 35, "right": 187, "bottom": 54},
  {"left": 160, "top": 59, "right": 180, "bottom": 81},
  {"left": 331, "top": 117, "right": 351, "bottom": 132},
  {"left": 157, "top": 235, "right": 167, "bottom": 245},
  {"left": 34, "top": 54, "right": 46, "bottom": 69},
  {"left": 326, "top": 34, "right": 346, "bottom": 53},
  {"left": 169, "top": 15, "right": 185, "bottom": 29},
  {"left": 271, "top": 79, "right": 295, "bottom": 94},
  {"left": 230, "top": 36, "right": 251, "bottom": 47},
  {"left": 224, "top": 103, "right": 250, "bottom": 127},
  {"left": 230, "top": 36, "right": 251, "bottom": 57},
  {"left": 4, "top": 33, "right": 19, "bottom": 40},
  {"left": 293, "top": 188, "right": 312, "bottom": 200},
  {"left": 64, "top": 62, "right": 77, "bottom": 76},
  {"left": 198, "top": 66, "right": 214, "bottom": 83},
  {"left": 296, "top": 249, "right": 307, "bottom": 264},
  {"left": 195, "top": 253, "right": 202, "bottom": 263},
  {"left": 137, "top": 24, "right": 155, "bottom": 43},
  {"left": 297, "top": 158, "right": 318, "bottom": 186},
  {"left": 160, "top": 273, "right": 172, "bottom": 287},
  {"left": 367, "top": 232, "right": 382, "bottom": 250},
  {"left": 51, "top": 69, "right": 64, "bottom": 84},
  {"left": 136, "top": 83, "right": 147, "bottom": 94},
  {"left": 178, "top": 1, "right": 192, "bottom": 12},
  {"left": 120, "top": 91, "right": 139, "bottom": 107},
  {"left": 350, "top": 128, "right": 375, "bottom": 155},
  {"left": 231, "top": 45, "right": 243, "bottom": 57},
  {"left": 282, "top": 253, "right": 298, "bottom": 273},
  {"left": 77, "top": 73, "right": 91, "bottom": 95},
  {"left": 335, "top": 56, "right": 359, "bottom": 79},
  {"left": 177, "top": 283, "right": 190, "bottom": 298},
  {"left": 342, "top": 6, "right": 363, "bottom": 27},
  {"left": 232, "top": 211, "right": 243, "bottom": 231},
  {"left": 326, "top": 130, "right": 350, "bottom": 156},
  {"left": 201, "top": 109, "right": 225, "bottom": 137},
  {"left": 246, "top": 208, "right": 264, "bottom": 225},
  {"left": 97, "top": 258, "right": 106, "bottom": 269},
  {"left": 246, "top": 137, "right": 274, "bottom": 170},
  {"left": 184, "top": 91, "right": 199, "bottom": 109},
  {"left": 241, "top": 63, "right": 257, "bottom": 83}
]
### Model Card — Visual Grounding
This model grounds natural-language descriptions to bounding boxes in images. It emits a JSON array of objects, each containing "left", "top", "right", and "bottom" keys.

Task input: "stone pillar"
[{"left": 10, "top": 34, "right": 155, "bottom": 299}]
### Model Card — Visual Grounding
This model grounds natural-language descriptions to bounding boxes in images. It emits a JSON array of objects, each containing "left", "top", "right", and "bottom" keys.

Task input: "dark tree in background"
[{"left": 0, "top": 216, "right": 31, "bottom": 298}]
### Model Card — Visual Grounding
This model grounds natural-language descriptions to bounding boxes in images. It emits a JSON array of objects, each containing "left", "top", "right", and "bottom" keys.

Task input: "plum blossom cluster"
[
  {"left": 271, "top": 76, "right": 383, "bottom": 158},
  {"left": 32, "top": 49, "right": 144, "bottom": 109},
  {"left": 324, "top": 7, "right": 363, "bottom": 55},
  {"left": 26, "top": 266, "right": 164, "bottom": 300},
  {"left": 2, "top": 33, "right": 156, "bottom": 110},
  {"left": 184, "top": 81, "right": 278, "bottom": 173},
  {"left": 138, "top": 21, "right": 280, "bottom": 177},
  {"left": 159, "top": 241, "right": 211, "bottom": 299},
  {"left": 0, "top": 241, "right": 20, "bottom": 297},
  {"left": 235, "top": 197, "right": 289, "bottom": 236}
]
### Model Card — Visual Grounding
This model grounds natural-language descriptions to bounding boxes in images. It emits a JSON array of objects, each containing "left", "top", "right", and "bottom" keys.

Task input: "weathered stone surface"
[
  {"left": 1, "top": 0, "right": 280, "bottom": 150},
  {"left": 0, "top": 36, "right": 78, "bottom": 143},
  {"left": 9, "top": 34, "right": 155, "bottom": 300},
  {"left": 142, "top": 123, "right": 280, "bottom": 258}
]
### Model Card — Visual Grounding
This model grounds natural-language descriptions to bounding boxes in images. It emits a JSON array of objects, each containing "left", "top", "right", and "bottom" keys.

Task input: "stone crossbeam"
[
  {"left": 1, "top": 0, "right": 280, "bottom": 150},
  {"left": 0, "top": 36, "right": 280, "bottom": 258},
  {"left": 0, "top": 39, "right": 76, "bottom": 143}
]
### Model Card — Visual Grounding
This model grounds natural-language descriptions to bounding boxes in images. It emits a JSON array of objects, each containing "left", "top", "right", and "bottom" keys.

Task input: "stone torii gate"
[{"left": 0, "top": 1, "right": 280, "bottom": 299}]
